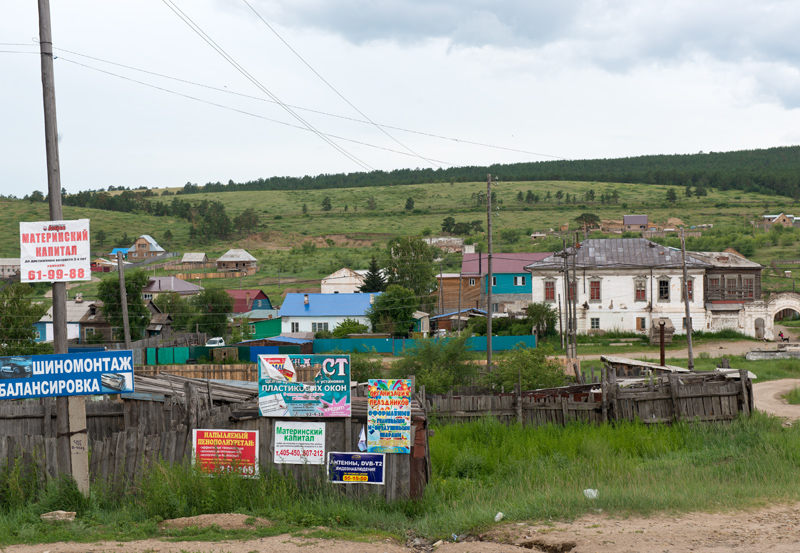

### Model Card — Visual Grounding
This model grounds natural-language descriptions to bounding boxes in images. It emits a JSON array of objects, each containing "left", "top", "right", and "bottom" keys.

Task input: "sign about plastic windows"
[
  {"left": 0, "top": 350, "right": 134, "bottom": 400},
  {"left": 258, "top": 354, "right": 350, "bottom": 417},
  {"left": 367, "top": 379, "right": 411, "bottom": 454},
  {"left": 20, "top": 219, "right": 91, "bottom": 283},
  {"left": 274, "top": 421, "right": 325, "bottom": 465},
  {"left": 328, "top": 452, "right": 385, "bottom": 485},
  {"left": 192, "top": 429, "right": 259, "bottom": 478}
]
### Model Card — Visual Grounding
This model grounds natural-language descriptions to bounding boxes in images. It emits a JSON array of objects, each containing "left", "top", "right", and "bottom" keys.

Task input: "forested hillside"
[{"left": 56, "top": 146, "right": 800, "bottom": 213}]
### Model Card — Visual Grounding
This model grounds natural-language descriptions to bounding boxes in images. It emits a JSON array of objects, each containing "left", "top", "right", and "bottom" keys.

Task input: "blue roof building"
[{"left": 279, "top": 293, "right": 379, "bottom": 334}]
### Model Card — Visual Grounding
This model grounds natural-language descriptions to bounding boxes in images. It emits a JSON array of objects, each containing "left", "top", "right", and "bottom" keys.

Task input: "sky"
[{"left": 2, "top": 0, "right": 800, "bottom": 197}]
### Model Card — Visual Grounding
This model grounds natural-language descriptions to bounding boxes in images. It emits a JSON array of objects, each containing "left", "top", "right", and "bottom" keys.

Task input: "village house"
[
  {"left": 0, "top": 258, "right": 20, "bottom": 279},
  {"left": 525, "top": 239, "right": 710, "bottom": 335},
  {"left": 462, "top": 252, "right": 552, "bottom": 316},
  {"left": 127, "top": 235, "right": 164, "bottom": 261},
  {"left": 141, "top": 276, "right": 203, "bottom": 300},
  {"left": 180, "top": 252, "right": 209, "bottom": 266},
  {"left": 433, "top": 273, "right": 481, "bottom": 315},
  {"left": 321, "top": 268, "right": 366, "bottom": 294},
  {"left": 226, "top": 289, "right": 273, "bottom": 313},
  {"left": 763, "top": 213, "right": 797, "bottom": 228},
  {"left": 279, "top": 293, "right": 377, "bottom": 334},
  {"left": 623, "top": 215, "right": 649, "bottom": 232},
  {"left": 216, "top": 249, "right": 258, "bottom": 274}
]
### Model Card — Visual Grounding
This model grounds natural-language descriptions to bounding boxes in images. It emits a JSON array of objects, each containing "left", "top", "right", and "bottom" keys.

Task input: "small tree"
[
  {"left": 0, "top": 283, "right": 52, "bottom": 356},
  {"left": 441, "top": 217, "right": 456, "bottom": 234},
  {"left": 302, "top": 203, "right": 308, "bottom": 214},
  {"left": 527, "top": 301, "right": 558, "bottom": 337},
  {"left": 322, "top": 197, "right": 332, "bottom": 211},
  {"left": 162, "top": 229, "right": 173, "bottom": 243},
  {"left": 483, "top": 344, "right": 567, "bottom": 391},
  {"left": 98, "top": 270, "right": 151, "bottom": 341},
  {"left": 190, "top": 288, "right": 234, "bottom": 337},
  {"left": 666, "top": 188, "right": 678, "bottom": 203},
  {"left": 332, "top": 317, "right": 369, "bottom": 338},
  {"left": 391, "top": 334, "right": 476, "bottom": 394},
  {"left": 574, "top": 213, "right": 601, "bottom": 231},
  {"left": 358, "top": 255, "right": 386, "bottom": 293},
  {"left": 365, "top": 284, "right": 417, "bottom": 336},
  {"left": 516, "top": 191, "right": 524, "bottom": 202},
  {"left": 234, "top": 207, "right": 259, "bottom": 235},
  {"left": 405, "top": 197, "right": 415, "bottom": 210},
  {"left": 95, "top": 229, "right": 107, "bottom": 248}
]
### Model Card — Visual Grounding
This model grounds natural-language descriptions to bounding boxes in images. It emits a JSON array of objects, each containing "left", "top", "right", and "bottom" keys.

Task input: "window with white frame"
[
  {"left": 544, "top": 280, "right": 555, "bottom": 302},
  {"left": 469, "top": 278, "right": 475, "bottom": 286},
  {"left": 590, "top": 317, "right": 600, "bottom": 330},
  {"left": 492, "top": 276, "right": 497, "bottom": 286},
  {"left": 312, "top": 322, "right": 329, "bottom": 333},
  {"left": 291, "top": 322, "right": 299, "bottom": 332},
  {"left": 634, "top": 278, "right": 647, "bottom": 302},
  {"left": 142, "top": 293, "right": 153, "bottom": 300},
  {"left": 513, "top": 276, "right": 526, "bottom": 286},
  {"left": 658, "top": 277, "right": 670, "bottom": 302},
  {"left": 247, "top": 324, "right": 256, "bottom": 334},
  {"left": 589, "top": 279, "right": 601, "bottom": 302}
]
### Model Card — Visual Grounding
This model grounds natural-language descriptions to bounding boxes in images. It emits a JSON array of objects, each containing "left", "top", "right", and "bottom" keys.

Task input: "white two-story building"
[{"left": 525, "top": 238, "right": 711, "bottom": 335}]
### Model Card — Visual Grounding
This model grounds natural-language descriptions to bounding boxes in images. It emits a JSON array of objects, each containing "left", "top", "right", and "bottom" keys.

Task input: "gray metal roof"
[
  {"left": 688, "top": 251, "right": 763, "bottom": 269},
  {"left": 623, "top": 215, "right": 648, "bottom": 225},
  {"left": 525, "top": 239, "right": 711, "bottom": 271}
]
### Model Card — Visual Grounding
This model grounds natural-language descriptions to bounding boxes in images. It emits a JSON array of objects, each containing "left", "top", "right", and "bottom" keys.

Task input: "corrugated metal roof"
[
  {"left": 40, "top": 300, "right": 92, "bottom": 323},
  {"left": 128, "top": 235, "right": 164, "bottom": 253},
  {"left": 217, "top": 249, "right": 257, "bottom": 262},
  {"left": 279, "top": 293, "right": 378, "bottom": 318},
  {"left": 142, "top": 276, "right": 203, "bottom": 294},
  {"left": 688, "top": 251, "right": 762, "bottom": 269},
  {"left": 623, "top": 215, "right": 648, "bottom": 225},
  {"left": 181, "top": 252, "right": 207, "bottom": 263},
  {"left": 525, "top": 239, "right": 711, "bottom": 271},
  {"left": 462, "top": 252, "right": 552, "bottom": 275}
]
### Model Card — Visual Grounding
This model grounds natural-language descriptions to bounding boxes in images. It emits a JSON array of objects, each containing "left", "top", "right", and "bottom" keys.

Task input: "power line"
[
  {"left": 56, "top": 56, "right": 451, "bottom": 165},
  {"left": 161, "top": 0, "right": 374, "bottom": 172},
  {"left": 240, "top": 0, "right": 441, "bottom": 170},
  {"left": 43, "top": 45, "right": 563, "bottom": 160}
]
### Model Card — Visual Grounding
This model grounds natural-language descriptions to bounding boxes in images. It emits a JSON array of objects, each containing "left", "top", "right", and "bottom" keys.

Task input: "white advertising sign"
[
  {"left": 20, "top": 219, "right": 91, "bottom": 283},
  {"left": 274, "top": 421, "right": 325, "bottom": 465}
]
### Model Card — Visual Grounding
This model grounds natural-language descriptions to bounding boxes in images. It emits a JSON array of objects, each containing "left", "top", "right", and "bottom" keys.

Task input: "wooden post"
[
  {"left": 669, "top": 373, "right": 682, "bottom": 421},
  {"left": 515, "top": 383, "right": 523, "bottom": 425},
  {"left": 117, "top": 252, "right": 132, "bottom": 349},
  {"left": 608, "top": 368, "right": 618, "bottom": 421},
  {"left": 600, "top": 367, "right": 608, "bottom": 423},
  {"left": 560, "top": 396, "right": 569, "bottom": 425},
  {"left": 738, "top": 369, "right": 751, "bottom": 415}
]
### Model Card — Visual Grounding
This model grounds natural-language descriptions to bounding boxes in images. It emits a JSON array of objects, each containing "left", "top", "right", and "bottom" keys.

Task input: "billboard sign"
[
  {"left": 0, "top": 350, "right": 134, "bottom": 400},
  {"left": 20, "top": 219, "right": 91, "bottom": 283},
  {"left": 258, "top": 354, "right": 350, "bottom": 417},
  {"left": 274, "top": 421, "right": 325, "bottom": 465},
  {"left": 192, "top": 429, "right": 259, "bottom": 478},
  {"left": 367, "top": 379, "right": 412, "bottom": 454},
  {"left": 328, "top": 452, "right": 385, "bottom": 485}
]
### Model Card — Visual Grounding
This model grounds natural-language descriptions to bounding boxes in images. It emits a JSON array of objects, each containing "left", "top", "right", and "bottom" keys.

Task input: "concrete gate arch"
[{"left": 768, "top": 292, "right": 800, "bottom": 322}]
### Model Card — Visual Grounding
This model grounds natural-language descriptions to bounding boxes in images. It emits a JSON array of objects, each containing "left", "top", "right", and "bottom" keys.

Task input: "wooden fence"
[
  {"left": 135, "top": 364, "right": 319, "bottom": 382},
  {"left": 424, "top": 369, "right": 754, "bottom": 426},
  {"left": 1, "top": 382, "right": 429, "bottom": 501}
]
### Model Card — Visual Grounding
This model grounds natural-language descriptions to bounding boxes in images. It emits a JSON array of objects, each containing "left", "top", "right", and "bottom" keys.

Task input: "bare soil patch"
[
  {"left": 8, "top": 504, "right": 800, "bottom": 553},
  {"left": 159, "top": 513, "right": 271, "bottom": 531},
  {"left": 753, "top": 378, "right": 800, "bottom": 422}
]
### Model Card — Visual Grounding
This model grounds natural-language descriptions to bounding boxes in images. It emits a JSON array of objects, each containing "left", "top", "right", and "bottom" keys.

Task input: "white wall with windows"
[
  {"left": 281, "top": 315, "right": 372, "bottom": 334},
  {"left": 528, "top": 268, "right": 708, "bottom": 335}
]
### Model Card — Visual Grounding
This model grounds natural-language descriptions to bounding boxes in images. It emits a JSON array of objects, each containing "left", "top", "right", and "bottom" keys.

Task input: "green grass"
[
  {"left": 4, "top": 414, "right": 800, "bottom": 546},
  {"left": 785, "top": 387, "right": 800, "bottom": 405}
]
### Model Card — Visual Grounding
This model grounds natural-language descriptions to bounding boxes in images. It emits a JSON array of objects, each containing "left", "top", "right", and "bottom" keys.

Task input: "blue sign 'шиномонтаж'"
[
  {"left": 327, "top": 452, "right": 385, "bottom": 485},
  {"left": 0, "top": 350, "right": 134, "bottom": 400}
]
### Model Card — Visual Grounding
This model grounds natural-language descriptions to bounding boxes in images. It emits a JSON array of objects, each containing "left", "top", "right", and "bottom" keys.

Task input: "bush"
[
  {"left": 350, "top": 352, "right": 384, "bottom": 382},
  {"left": 483, "top": 344, "right": 568, "bottom": 391},
  {"left": 391, "top": 334, "right": 477, "bottom": 394}
]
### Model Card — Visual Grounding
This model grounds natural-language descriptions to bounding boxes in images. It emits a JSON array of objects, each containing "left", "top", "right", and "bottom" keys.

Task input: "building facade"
[
  {"left": 127, "top": 235, "right": 165, "bottom": 261},
  {"left": 462, "top": 253, "right": 552, "bottom": 315},
  {"left": 279, "top": 293, "right": 377, "bottom": 334}
]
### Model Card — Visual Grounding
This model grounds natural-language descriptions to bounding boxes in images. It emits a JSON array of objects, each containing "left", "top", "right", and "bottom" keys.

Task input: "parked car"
[
  {"left": 0, "top": 356, "right": 33, "bottom": 378},
  {"left": 205, "top": 337, "right": 226, "bottom": 347},
  {"left": 101, "top": 373, "right": 127, "bottom": 392}
]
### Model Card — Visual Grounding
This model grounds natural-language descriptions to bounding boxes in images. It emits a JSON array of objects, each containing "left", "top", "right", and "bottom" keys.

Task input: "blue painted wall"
[
  {"left": 313, "top": 335, "right": 536, "bottom": 355},
  {"left": 484, "top": 273, "right": 532, "bottom": 295}
]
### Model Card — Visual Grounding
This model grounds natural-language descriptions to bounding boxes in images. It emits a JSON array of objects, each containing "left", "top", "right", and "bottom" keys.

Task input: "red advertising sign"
[{"left": 192, "top": 429, "right": 259, "bottom": 478}]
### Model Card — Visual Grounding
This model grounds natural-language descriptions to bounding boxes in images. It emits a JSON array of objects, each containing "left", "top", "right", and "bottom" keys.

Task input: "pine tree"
[{"left": 358, "top": 255, "right": 387, "bottom": 293}]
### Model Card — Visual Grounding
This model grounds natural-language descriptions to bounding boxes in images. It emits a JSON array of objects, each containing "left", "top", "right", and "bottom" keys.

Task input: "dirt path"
[
  {"left": 753, "top": 378, "right": 800, "bottom": 421},
  {"left": 6, "top": 503, "right": 800, "bottom": 553},
  {"left": 578, "top": 339, "right": 762, "bottom": 362}
]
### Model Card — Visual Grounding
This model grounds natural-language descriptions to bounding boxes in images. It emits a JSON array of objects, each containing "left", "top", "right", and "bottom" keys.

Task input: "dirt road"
[
  {"left": 753, "top": 378, "right": 800, "bottom": 421},
  {"left": 578, "top": 338, "right": 762, "bottom": 362},
  {"left": 6, "top": 504, "right": 800, "bottom": 553}
]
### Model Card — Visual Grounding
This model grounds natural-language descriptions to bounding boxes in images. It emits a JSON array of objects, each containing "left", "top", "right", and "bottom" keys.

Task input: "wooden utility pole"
[
  {"left": 457, "top": 270, "right": 463, "bottom": 332},
  {"left": 486, "top": 174, "right": 493, "bottom": 369},
  {"left": 680, "top": 227, "right": 695, "bottom": 370},
  {"left": 117, "top": 252, "right": 132, "bottom": 349},
  {"left": 38, "top": 0, "right": 89, "bottom": 495}
]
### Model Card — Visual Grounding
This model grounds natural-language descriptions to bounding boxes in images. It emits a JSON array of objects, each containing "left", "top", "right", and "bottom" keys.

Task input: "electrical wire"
[
  {"left": 161, "top": 0, "right": 374, "bottom": 172},
  {"left": 240, "top": 0, "right": 441, "bottom": 170}
]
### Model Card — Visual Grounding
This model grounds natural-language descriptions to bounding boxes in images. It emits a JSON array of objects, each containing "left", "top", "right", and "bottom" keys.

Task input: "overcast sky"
[{"left": 2, "top": 0, "right": 800, "bottom": 196}]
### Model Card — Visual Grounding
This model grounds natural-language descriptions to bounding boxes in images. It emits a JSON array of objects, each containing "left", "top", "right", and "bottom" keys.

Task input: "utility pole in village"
[
  {"left": 680, "top": 227, "right": 695, "bottom": 370},
  {"left": 486, "top": 174, "right": 493, "bottom": 370},
  {"left": 38, "top": 0, "right": 89, "bottom": 494}
]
